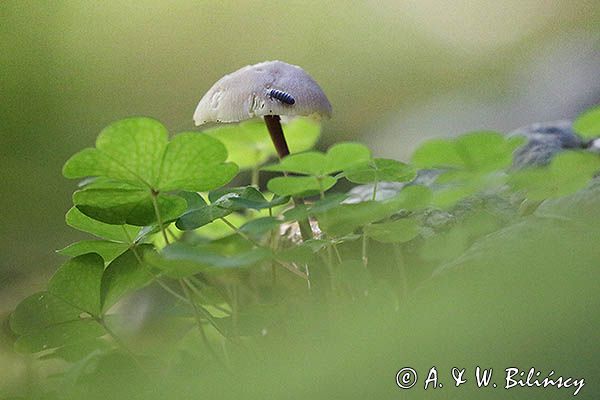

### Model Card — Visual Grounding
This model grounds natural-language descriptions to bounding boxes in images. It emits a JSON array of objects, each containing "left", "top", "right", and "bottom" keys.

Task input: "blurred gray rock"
[
  {"left": 508, "top": 120, "right": 584, "bottom": 168},
  {"left": 588, "top": 138, "right": 600, "bottom": 153}
]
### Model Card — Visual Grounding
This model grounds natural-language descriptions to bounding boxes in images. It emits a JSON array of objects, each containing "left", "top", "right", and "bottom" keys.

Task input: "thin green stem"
[
  {"left": 179, "top": 279, "right": 225, "bottom": 365},
  {"left": 274, "top": 259, "right": 309, "bottom": 280},
  {"left": 362, "top": 232, "right": 368, "bottom": 268},
  {"left": 229, "top": 284, "right": 239, "bottom": 337},
  {"left": 221, "top": 217, "right": 308, "bottom": 280},
  {"left": 220, "top": 217, "right": 260, "bottom": 246},
  {"left": 121, "top": 225, "right": 135, "bottom": 245},
  {"left": 371, "top": 180, "right": 379, "bottom": 201},
  {"left": 317, "top": 176, "right": 325, "bottom": 200},
  {"left": 251, "top": 166, "right": 260, "bottom": 188},
  {"left": 150, "top": 191, "right": 169, "bottom": 245},
  {"left": 156, "top": 278, "right": 188, "bottom": 303},
  {"left": 182, "top": 278, "right": 229, "bottom": 337},
  {"left": 332, "top": 242, "right": 343, "bottom": 264},
  {"left": 326, "top": 244, "right": 336, "bottom": 292},
  {"left": 392, "top": 244, "right": 409, "bottom": 299},
  {"left": 166, "top": 227, "right": 178, "bottom": 242},
  {"left": 98, "top": 318, "right": 146, "bottom": 373},
  {"left": 185, "top": 277, "right": 231, "bottom": 315},
  {"left": 304, "top": 262, "right": 311, "bottom": 291},
  {"left": 126, "top": 238, "right": 187, "bottom": 305},
  {"left": 268, "top": 206, "right": 277, "bottom": 287}
]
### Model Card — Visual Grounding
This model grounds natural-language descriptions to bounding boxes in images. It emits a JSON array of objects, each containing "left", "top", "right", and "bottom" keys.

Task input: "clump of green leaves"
[
  {"left": 8, "top": 106, "right": 600, "bottom": 399},
  {"left": 63, "top": 117, "right": 238, "bottom": 226}
]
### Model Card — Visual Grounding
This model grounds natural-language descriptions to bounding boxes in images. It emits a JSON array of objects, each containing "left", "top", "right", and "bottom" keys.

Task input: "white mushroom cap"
[{"left": 193, "top": 60, "right": 332, "bottom": 125}]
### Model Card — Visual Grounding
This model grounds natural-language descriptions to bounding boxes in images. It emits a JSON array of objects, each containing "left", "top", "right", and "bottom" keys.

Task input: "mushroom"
[
  {"left": 193, "top": 60, "right": 332, "bottom": 159},
  {"left": 193, "top": 61, "right": 332, "bottom": 239}
]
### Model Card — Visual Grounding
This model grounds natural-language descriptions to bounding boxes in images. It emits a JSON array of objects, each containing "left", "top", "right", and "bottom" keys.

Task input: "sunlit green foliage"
[
  {"left": 8, "top": 107, "right": 600, "bottom": 399},
  {"left": 263, "top": 142, "right": 371, "bottom": 196},
  {"left": 63, "top": 117, "right": 238, "bottom": 226},
  {"left": 204, "top": 118, "right": 321, "bottom": 169},
  {"left": 573, "top": 105, "right": 600, "bottom": 139}
]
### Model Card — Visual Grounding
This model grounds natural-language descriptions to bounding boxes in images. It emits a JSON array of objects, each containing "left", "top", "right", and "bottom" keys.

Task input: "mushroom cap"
[{"left": 193, "top": 60, "right": 332, "bottom": 125}]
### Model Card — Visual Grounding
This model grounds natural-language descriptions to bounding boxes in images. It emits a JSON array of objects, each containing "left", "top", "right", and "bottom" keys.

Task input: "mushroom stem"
[
  {"left": 263, "top": 115, "right": 313, "bottom": 241},
  {"left": 264, "top": 115, "right": 290, "bottom": 158}
]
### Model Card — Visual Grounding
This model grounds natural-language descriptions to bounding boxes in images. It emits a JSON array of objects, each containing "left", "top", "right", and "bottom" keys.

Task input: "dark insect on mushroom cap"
[{"left": 268, "top": 89, "right": 296, "bottom": 105}]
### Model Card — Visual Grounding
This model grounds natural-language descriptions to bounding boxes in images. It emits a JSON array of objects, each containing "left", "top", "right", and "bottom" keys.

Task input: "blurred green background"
[{"left": 2, "top": 0, "right": 599, "bottom": 327}]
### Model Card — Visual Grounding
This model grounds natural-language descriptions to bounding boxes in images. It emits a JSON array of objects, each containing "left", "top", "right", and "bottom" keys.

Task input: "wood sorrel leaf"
[
  {"left": 262, "top": 152, "right": 327, "bottom": 175},
  {"left": 508, "top": 151, "right": 600, "bottom": 201},
  {"left": 412, "top": 131, "right": 521, "bottom": 173},
  {"left": 150, "top": 242, "right": 272, "bottom": 278},
  {"left": 14, "top": 320, "right": 104, "bottom": 354},
  {"left": 48, "top": 253, "right": 104, "bottom": 316},
  {"left": 73, "top": 186, "right": 187, "bottom": 226},
  {"left": 175, "top": 194, "right": 232, "bottom": 231},
  {"left": 63, "top": 117, "right": 238, "bottom": 226},
  {"left": 239, "top": 216, "right": 281, "bottom": 236},
  {"left": 57, "top": 240, "right": 130, "bottom": 262},
  {"left": 101, "top": 247, "right": 154, "bottom": 312},
  {"left": 343, "top": 158, "right": 415, "bottom": 184},
  {"left": 10, "top": 292, "right": 83, "bottom": 335},
  {"left": 364, "top": 218, "right": 419, "bottom": 243},
  {"left": 267, "top": 176, "right": 337, "bottom": 197},
  {"left": 63, "top": 117, "right": 169, "bottom": 187},
  {"left": 66, "top": 207, "right": 140, "bottom": 242},
  {"left": 262, "top": 142, "right": 371, "bottom": 176},
  {"left": 11, "top": 292, "right": 103, "bottom": 353},
  {"left": 158, "top": 132, "right": 238, "bottom": 192},
  {"left": 573, "top": 105, "right": 600, "bottom": 139},
  {"left": 209, "top": 186, "right": 289, "bottom": 210},
  {"left": 317, "top": 186, "right": 431, "bottom": 237},
  {"left": 323, "top": 142, "right": 371, "bottom": 174}
]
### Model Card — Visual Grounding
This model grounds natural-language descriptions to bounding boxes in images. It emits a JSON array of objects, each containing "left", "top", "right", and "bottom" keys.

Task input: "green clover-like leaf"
[
  {"left": 324, "top": 143, "right": 372, "bottom": 174},
  {"left": 343, "top": 158, "right": 416, "bottom": 184},
  {"left": 14, "top": 319, "right": 104, "bottom": 354},
  {"left": 509, "top": 151, "right": 600, "bottom": 201},
  {"left": 57, "top": 240, "right": 130, "bottom": 261},
  {"left": 48, "top": 253, "right": 104, "bottom": 316},
  {"left": 64, "top": 118, "right": 237, "bottom": 191},
  {"left": 63, "top": 118, "right": 168, "bottom": 186},
  {"left": 73, "top": 184, "right": 187, "bottom": 226},
  {"left": 66, "top": 207, "right": 140, "bottom": 242},
  {"left": 101, "top": 247, "right": 154, "bottom": 312},
  {"left": 149, "top": 241, "right": 272, "bottom": 278},
  {"left": 63, "top": 117, "right": 238, "bottom": 226},
  {"left": 573, "top": 105, "right": 600, "bottom": 139},
  {"left": 267, "top": 176, "right": 337, "bottom": 197},
  {"left": 158, "top": 132, "right": 239, "bottom": 192},
  {"left": 317, "top": 186, "right": 431, "bottom": 237},
  {"left": 208, "top": 186, "right": 289, "bottom": 211},
  {"left": 239, "top": 217, "right": 282, "bottom": 236},
  {"left": 364, "top": 218, "right": 419, "bottom": 243},
  {"left": 412, "top": 131, "right": 522, "bottom": 172},
  {"left": 175, "top": 193, "right": 232, "bottom": 231},
  {"left": 10, "top": 292, "right": 84, "bottom": 336},
  {"left": 262, "top": 152, "right": 327, "bottom": 175},
  {"left": 263, "top": 142, "right": 371, "bottom": 176}
]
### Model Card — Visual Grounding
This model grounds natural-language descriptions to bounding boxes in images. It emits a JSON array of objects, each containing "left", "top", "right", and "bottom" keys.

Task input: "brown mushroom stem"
[
  {"left": 264, "top": 115, "right": 313, "bottom": 240},
  {"left": 264, "top": 115, "right": 290, "bottom": 158}
]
